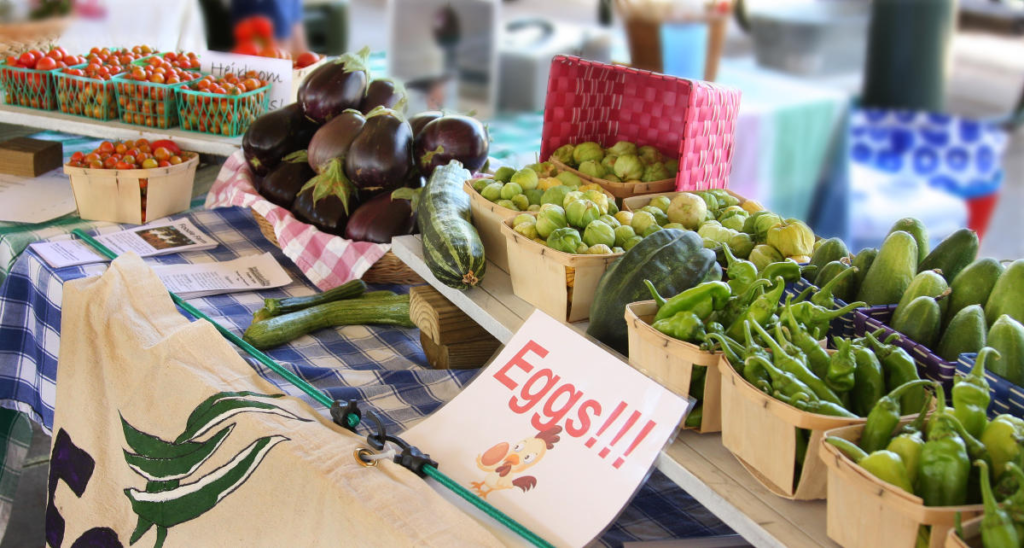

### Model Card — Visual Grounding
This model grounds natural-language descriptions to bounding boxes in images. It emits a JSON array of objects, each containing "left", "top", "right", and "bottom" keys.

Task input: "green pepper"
[
  {"left": 860, "top": 379, "right": 936, "bottom": 453},
  {"left": 689, "top": 366, "right": 707, "bottom": 401},
  {"left": 791, "top": 284, "right": 817, "bottom": 304},
  {"left": 647, "top": 280, "right": 731, "bottom": 323},
  {"left": 652, "top": 311, "right": 706, "bottom": 343},
  {"left": 705, "top": 322, "right": 724, "bottom": 336},
  {"left": 776, "top": 391, "right": 858, "bottom": 418},
  {"left": 886, "top": 393, "right": 933, "bottom": 485},
  {"left": 725, "top": 277, "right": 786, "bottom": 340},
  {"left": 945, "top": 409, "right": 994, "bottom": 504},
  {"left": 826, "top": 337, "right": 857, "bottom": 393},
  {"left": 810, "top": 266, "right": 858, "bottom": 309},
  {"left": 782, "top": 303, "right": 832, "bottom": 380},
  {"left": 917, "top": 388, "right": 971, "bottom": 506},
  {"left": 976, "top": 459, "right": 1019, "bottom": 548},
  {"left": 704, "top": 333, "right": 744, "bottom": 370},
  {"left": 714, "top": 278, "right": 771, "bottom": 328},
  {"left": 722, "top": 243, "right": 759, "bottom": 296},
  {"left": 758, "top": 260, "right": 802, "bottom": 285},
  {"left": 999, "top": 463, "right": 1024, "bottom": 541},
  {"left": 685, "top": 404, "right": 703, "bottom": 428},
  {"left": 751, "top": 320, "right": 844, "bottom": 406},
  {"left": 981, "top": 415, "right": 1024, "bottom": 484},
  {"left": 851, "top": 346, "right": 885, "bottom": 417},
  {"left": 953, "top": 347, "right": 997, "bottom": 441},
  {"left": 741, "top": 320, "right": 771, "bottom": 363},
  {"left": 864, "top": 332, "right": 926, "bottom": 415},
  {"left": 746, "top": 354, "right": 817, "bottom": 403},
  {"left": 827, "top": 436, "right": 914, "bottom": 493},
  {"left": 787, "top": 300, "right": 867, "bottom": 341}
]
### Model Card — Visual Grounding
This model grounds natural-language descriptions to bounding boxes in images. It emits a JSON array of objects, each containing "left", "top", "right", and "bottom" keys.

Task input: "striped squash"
[{"left": 417, "top": 161, "right": 487, "bottom": 289}]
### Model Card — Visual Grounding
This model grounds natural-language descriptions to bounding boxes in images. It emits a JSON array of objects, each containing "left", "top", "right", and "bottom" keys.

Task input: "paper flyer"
[
  {"left": 30, "top": 218, "right": 218, "bottom": 269},
  {"left": 0, "top": 169, "right": 78, "bottom": 224},
  {"left": 152, "top": 252, "right": 292, "bottom": 299}
]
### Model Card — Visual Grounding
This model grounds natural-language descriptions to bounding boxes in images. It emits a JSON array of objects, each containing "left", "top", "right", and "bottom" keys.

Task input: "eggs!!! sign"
[{"left": 402, "top": 310, "right": 691, "bottom": 547}]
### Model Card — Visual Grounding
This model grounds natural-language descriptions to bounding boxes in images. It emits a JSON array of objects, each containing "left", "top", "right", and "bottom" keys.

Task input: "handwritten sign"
[
  {"left": 402, "top": 310, "right": 691, "bottom": 547},
  {"left": 199, "top": 51, "right": 293, "bottom": 110}
]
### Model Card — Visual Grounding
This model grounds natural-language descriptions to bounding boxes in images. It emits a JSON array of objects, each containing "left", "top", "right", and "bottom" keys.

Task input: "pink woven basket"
[{"left": 540, "top": 55, "right": 741, "bottom": 192}]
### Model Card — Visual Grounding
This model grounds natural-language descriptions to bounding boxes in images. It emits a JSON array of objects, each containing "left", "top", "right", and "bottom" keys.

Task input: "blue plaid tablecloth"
[{"left": 0, "top": 205, "right": 729, "bottom": 546}]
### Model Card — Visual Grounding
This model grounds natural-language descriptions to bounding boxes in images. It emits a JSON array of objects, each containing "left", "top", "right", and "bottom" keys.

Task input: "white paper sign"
[
  {"left": 0, "top": 168, "right": 77, "bottom": 223},
  {"left": 200, "top": 51, "right": 293, "bottom": 111},
  {"left": 30, "top": 218, "right": 217, "bottom": 269},
  {"left": 151, "top": 252, "right": 291, "bottom": 299},
  {"left": 403, "top": 310, "right": 691, "bottom": 548}
]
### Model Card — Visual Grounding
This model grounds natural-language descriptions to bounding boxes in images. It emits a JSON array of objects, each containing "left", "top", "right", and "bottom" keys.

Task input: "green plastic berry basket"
[
  {"left": 175, "top": 83, "right": 270, "bottom": 137},
  {"left": 53, "top": 68, "right": 125, "bottom": 121},
  {"left": 113, "top": 73, "right": 196, "bottom": 129},
  {"left": 0, "top": 62, "right": 66, "bottom": 111}
]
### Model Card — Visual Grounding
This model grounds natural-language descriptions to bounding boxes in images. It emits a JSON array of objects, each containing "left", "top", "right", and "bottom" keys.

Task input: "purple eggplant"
[
  {"left": 345, "top": 107, "right": 413, "bottom": 197},
  {"left": 360, "top": 78, "right": 407, "bottom": 114},
  {"left": 242, "top": 103, "right": 318, "bottom": 176},
  {"left": 299, "top": 47, "right": 370, "bottom": 124},
  {"left": 291, "top": 179, "right": 358, "bottom": 236},
  {"left": 408, "top": 110, "right": 444, "bottom": 140},
  {"left": 344, "top": 191, "right": 418, "bottom": 243},
  {"left": 260, "top": 156, "right": 316, "bottom": 209},
  {"left": 307, "top": 109, "right": 365, "bottom": 172},
  {"left": 413, "top": 114, "right": 489, "bottom": 179}
]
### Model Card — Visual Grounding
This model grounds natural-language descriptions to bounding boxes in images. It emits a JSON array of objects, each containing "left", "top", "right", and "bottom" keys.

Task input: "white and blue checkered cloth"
[{"left": 0, "top": 205, "right": 729, "bottom": 546}]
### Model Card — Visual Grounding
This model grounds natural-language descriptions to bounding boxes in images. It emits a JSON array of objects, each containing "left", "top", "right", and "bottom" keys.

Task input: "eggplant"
[
  {"left": 413, "top": 115, "right": 489, "bottom": 179},
  {"left": 408, "top": 110, "right": 444, "bottom": 140},
  {"left": 344, "top": 191, "right": 418, "bottom": 243},
  {"left": 360, "top": 78, "right": 407, "bottom": 114},
  {"left": 345, "top": 107, "right": 413, "bottom": 197},
  {"left": 299, "top": 47, "right": 370, "bottom": 124},
  {"left": 260, "top": 157, "right": 316, "bottom": 209},
  {"left": 307, "top": 110, "right": 366, "bottom": 172},
  {"left": 242, "top": 103, "right": 318, "bottom": 176},
  {"left": 291, "top": 182, "right": 357, "bottom": 236}
]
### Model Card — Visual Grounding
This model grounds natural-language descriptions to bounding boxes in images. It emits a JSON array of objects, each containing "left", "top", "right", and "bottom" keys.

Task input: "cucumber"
[
  {"left": 890, "top": 295, "right": 942, "bottom": 349},
  {"left": 919, "top": 228, "right": 979, "bottom": 283},
  {"left": 816, "top": 260, "right": 857, "bottom": 303},
  {"left": 888, "top": 217, "right": 929, "bottom": 264},
  {"left": 946, "top": 258, "right": 1003, "bottom": 328},
  {"left": 808, "top": 238, "right": 849, "bottom": 285},
  {"left": 985, "top": 259, "right": 1024, "bottom": 327},
  {"left": 856, "top": 231, "right": 918, "bottom": 306},
  {"left": 936, "top": 304, "right": 986, "bottom": 361},
  {"left": 850, "top": 247, "right": 877, "bottom": 298},
  {"left": 243, "top": 295, "right": 414, "bottom": 349},
  {"left": 893, "top": 270, "right": 949, "bottom": 327},
  {"left": 418, "top": 162, "right": 487, "bottom": 289},
  {"left": 988, "top": 315, "right": 1024, "bottom": 385},
  {"left": 262, "top": 279, "right": 367, "bottom": 317}
]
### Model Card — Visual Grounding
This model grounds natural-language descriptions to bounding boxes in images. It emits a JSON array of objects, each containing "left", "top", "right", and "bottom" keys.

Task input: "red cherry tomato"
[
  {"left": 150, "top": 140, "right": 181, "bottom": 155},
  {"left": 294, "top": 51, "right": 320, "bottom": 68},
  {"left": 18, "top": 52, "right": 35, "bottom": 67},
  {"left": 231, "top": 42, "right": 261, "bottom": 57},
  {"left": 35, "top": 56, "right": 57, "bottom": 71}
]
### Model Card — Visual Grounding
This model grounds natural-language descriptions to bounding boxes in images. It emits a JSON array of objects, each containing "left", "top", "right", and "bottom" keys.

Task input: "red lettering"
[
  {"left": 509, "top": 368, "right": 559, "bottom": 414},
  {"left": 493, "top": 341, "right": 548, "bottom": 390},
  {"left": 566, "top": 399, "right": 601, "bottom": 437},
  {"left": 532, "top": 383, "right": 583, "bottom": 431}
]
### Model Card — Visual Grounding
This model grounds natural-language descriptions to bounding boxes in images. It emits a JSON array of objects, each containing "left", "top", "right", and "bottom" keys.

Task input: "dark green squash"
[
  {"left": 417, "top": 161, "right": 487, "bottom": 289},
  {"left": 587, "top": 229, "right": 716, "bottom": 354}
]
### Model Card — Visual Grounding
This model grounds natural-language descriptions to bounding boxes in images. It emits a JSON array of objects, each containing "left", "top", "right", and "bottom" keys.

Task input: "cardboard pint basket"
[
  {"left": 625, "top": 301, "right": 723, "bottom": 433},
  {"left": 820, "top": 422, "right": 984, "bottom": 548},
  {"left": 718, "top": 357, "right": 865, "bottom": 500},
  {"left": 945, "top": 516, "right": 981, "bottom": 548},
  {"left": 500, "top": 213, "right": 621, "bottom": 323},
  {"left": 65, "top": 153, "right": 199, "bottom": 224}
]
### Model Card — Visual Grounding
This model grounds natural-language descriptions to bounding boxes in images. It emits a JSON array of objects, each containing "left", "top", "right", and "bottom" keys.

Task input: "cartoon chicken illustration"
[{"left": 470, "top": 426, "right": 561, "bottom": 499}]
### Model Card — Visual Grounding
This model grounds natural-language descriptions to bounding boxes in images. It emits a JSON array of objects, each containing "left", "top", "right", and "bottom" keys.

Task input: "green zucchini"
[
  {"left": 264, "top": 279, "right": 367, "bottom": 317},
  {"left": 243, "top": 295, "right": 414, "bottom": 350},
  {"left": 418, "top": 162, "right": 486, "bottom": 289}
]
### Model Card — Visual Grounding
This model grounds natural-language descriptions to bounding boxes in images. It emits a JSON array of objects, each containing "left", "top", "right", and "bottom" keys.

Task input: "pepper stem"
[
  {"left": 971, "top": 347, "right": 1001, "bottom": 380},
  {"left": 821, "top": 300, "right": 867, "bottom": 320},
  {"left": 977, "top": 460, "right": 1000, "bottom": 515},
  {"left": 722, "top": 242, "right": 738, "bottom": 267},
  {"left": 882, "top": 379, "right": 934, "bottom": 407},
  {"left": 901, "top": 391, "right": 933, "bottom": 435},
  {"left": 644, "top": 280, "right": 667, "bottom": 309},
  {"left": 826, "top": 436, "right": 868, "bottom": 463}
]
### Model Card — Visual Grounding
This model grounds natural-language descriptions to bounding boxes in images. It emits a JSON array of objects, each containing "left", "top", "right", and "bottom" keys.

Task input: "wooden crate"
[
  {"left": 719, "top": 356, "right": 865, "bottom": 500},
  {"left": 65, "top": 154, "right": 198, "bottom": 224},
  {"left": 409, "top": 285, "right": 494, "bottom": 345},
  {"left": 551, "top": 157, "right": 677, "bottom": 199},
  {"left": 625, "top": 301, "right": 723, "bottom": 433},
  {"left": 500, "top": 213, "right": 622, "bottom": 323},
  {"left": 945, "top": 516, "right": 981, "bottom": 548},
  {"left": 420, "top": 332, "right": 501, "bottom": 369},
  {"left": 463, "top": 179, "right": 516, "bottom": 273},
  {"left": 820, "top": 422, "right": 984, "bottom": 548},
  {"left": 0, "top": 137, "right": 62, "bottom": 177}
]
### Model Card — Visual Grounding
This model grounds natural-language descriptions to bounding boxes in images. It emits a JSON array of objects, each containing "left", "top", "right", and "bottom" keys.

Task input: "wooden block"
[
  {"left": 420, "top": 331, "right": 501, "bottom": 370},
  {"left": 410, "top": 285, "right": 493, "bottom": 344},
  {"left": 0, "top": 137, "right": 63, "bottom": 177}
]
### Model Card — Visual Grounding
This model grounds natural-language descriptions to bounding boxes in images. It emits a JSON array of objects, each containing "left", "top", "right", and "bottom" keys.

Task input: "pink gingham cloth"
[{"left": 204, "top": 151, "right": 390, "bottom": 290}]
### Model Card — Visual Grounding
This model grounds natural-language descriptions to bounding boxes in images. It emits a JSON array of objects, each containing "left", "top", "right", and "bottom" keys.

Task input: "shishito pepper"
[
  {"left": 982, "top": 414, "right": 1024, "bottom": 484},
  {"left": 751, "top": 320, "right": 843, "bottom": 406},
  {"left": 886, "top": 393, "right": 933, "bottom": 485},
  {"left": 851, "top": 345, "right": 885, "bottom": 417},
  {"left": 788, "top": 300, "right": 866, "bottom": 340},
  {"left": 859, "top": 379, "right": 935, "bottom": 453},
  {"left": 976, "top": 459, "right": 1019, "bottom": 548},
  {"left": 703, "top": 333, "right": 744, "bottom": 369},
  {"left": 652, "top": 311, "right": 706, "bottom": 343},
  {"left": 810, "top": 266, "right": 858, "bottom": 309},
  {"left": 864, "top": 332, "right": 926, "bottom": 416},
  {"left": 952, "top": 347, "right": 998, "bottom": 440},
  {"left": 725, "top": 277, "right": 786, "bottom": 340},
  {"left": 746, "top": 355, "right": 817, "bottom": 402},
  {"left": 775, "top": 390, "right": 858, "bottom": 418},
  {"left": 685, "top": 404, "right": 703, "bottom": 428},
  {"left": 946, "top": 408, "right": 994, "bottom": 505},
  {"left": 758, "top": 260, "right": 802, "bottom": 285},
  {"left": 1000, "top": 463, "right": 1024, "bottom": 541},
  {"left": 714, "top": 278, "right": 771, "bottom": 329},
  {"left": 826, "top": 337, "right": 857, "bottom": 393},
  {"left": 917, "top": 388, "right": 971, "bottom": 506},
  {"left": 782, "top": 304, "right": 832, "bottom": 380},
  {"left": 826, "top": 436, "right": 914, "bottom": 493},
  {"left": 646, "top": 280, "right": 731, "bottom": 323},
  {"left": 723, "top": 243, "right": 758, "bottom": 296}
]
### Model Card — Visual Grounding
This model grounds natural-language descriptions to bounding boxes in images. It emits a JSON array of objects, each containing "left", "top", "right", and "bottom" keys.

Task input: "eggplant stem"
[{"left": 420, "top": 144, "right": 445, "bottom": 168}]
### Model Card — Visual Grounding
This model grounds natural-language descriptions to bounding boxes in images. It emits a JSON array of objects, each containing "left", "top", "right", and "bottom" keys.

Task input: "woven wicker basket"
[
  {"left": 0, "top": 17, "right": 70, "bottom": 58},
  {"left": 251, "top": 209, "right": 424, "bottom": 286}
]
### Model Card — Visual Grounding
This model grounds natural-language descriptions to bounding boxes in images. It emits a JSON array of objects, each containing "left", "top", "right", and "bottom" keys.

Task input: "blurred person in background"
[{"left": 230, "top": 0, "right": 307, "bottom": 54}]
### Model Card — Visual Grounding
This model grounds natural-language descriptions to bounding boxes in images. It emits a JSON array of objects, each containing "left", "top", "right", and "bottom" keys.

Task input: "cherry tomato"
[
  {"left": 88, "top": 159, "right": 103, "bottom": 169},
  {"left": 98, "top": 141, "right": 114, "bottom": 153},
  {"left": 70, "top": 151, "right": 85, "bottom": 162},
  {"left": 122, "top": 154, "right": 136, "bottom": 165},
  {"left": 231, "top": 42, "right": 261, "bottom": 57},
  {"left": 35, "top": 56, "right": 57, "bottom": 71},
  {"left": 153, "top": 147, "right": 171, "bottom": 161},
  {"left": 157, "top": 160, "right": 171, "bottom": 167},
  {"left": 140, "top": 158, "right": 158, "bottom": 169},
  {"left": 103, "top": 156, "right": 118, "bottom": 169},
  {"left": 18, "top": 52, "right": 35, "bottom": 67},
  {"left": 150, "top": 139, "right": 181, "bottom": 155},
  {"left": 115, "top": 161, "right": 131, "bottom": 170},
  {"left": 294, "top": 51, "right": 320, "bottom": 69},
  {"left": 169, "top": 155, "right": 182, "bottom": 165}
]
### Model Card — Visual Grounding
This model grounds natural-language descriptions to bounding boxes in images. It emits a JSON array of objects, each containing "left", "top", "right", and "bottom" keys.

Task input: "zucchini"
[
  {"left": 243, "top": 295, "right": 414, "bottom": 350},
  {"left": 264, "top": 279, "right": 367, "bottom": 317},
  {"left": 418, "top": 161, "right": 486, "bottom": 289}
]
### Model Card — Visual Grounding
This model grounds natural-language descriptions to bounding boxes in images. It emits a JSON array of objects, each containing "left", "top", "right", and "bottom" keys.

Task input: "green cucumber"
[
  {"left": 262, "top": 279, "right": 367, "bottom": 317},
  {"left": 852, "top": 247, "right": 877, "bottom": 287},
  {"left": 919, "top": 228, "right": 979, "bottom": 283},
  {"left": 988, "top": 315, "right": 1024, "bottom": 385},
  {"left": 815, "top": 260, "right": 857, "bottom": 303},
  {"left": 985, "top": 259, "right": 1024, "bottom": 327},
  {"left": 856, "top": 231, "right": 918, "bottom": 306},
  {"left": 242, "top": 296, "right": 414, "bottom": 349},
  {"left": 887, "top": 217, "right": 929, "bottom": 264},
  {"left": 418, "top": 162, "right": 487, "bottom": 289},
  {"left": 946, "top": 258, "right": 1003, "bottom": 328},
  {"left": 807, "top": 238, "right": 849, "bottom": 285},
  {"left": 935, "top": 304, "right": 986, "bottom": 361},
  {"left": 890, "top": 295, "right": 942, "bottom": 349},
  {"left": 893, "top": 270, "right": 949, "bottom": 327}
]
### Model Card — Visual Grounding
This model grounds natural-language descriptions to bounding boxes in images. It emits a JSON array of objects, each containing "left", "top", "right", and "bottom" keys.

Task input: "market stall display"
[
  {"left": 0, "top": 46, "right": 83, "bottom": 110},
  {"left": 177, "top": 73, "right": 271, "bottom": 137}
]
